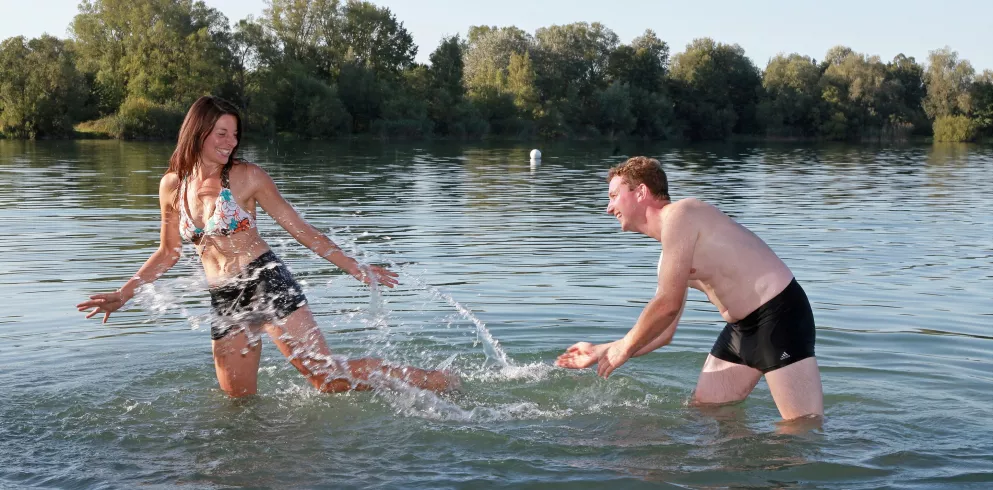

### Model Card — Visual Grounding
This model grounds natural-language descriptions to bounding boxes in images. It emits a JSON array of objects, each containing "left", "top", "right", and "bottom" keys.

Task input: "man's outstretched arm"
[
  {"left": 596, "top": 205, "right": 698, "bottom": 378},
  {"left": 631, "top": 295, "right": 686, "bottom": 356}
]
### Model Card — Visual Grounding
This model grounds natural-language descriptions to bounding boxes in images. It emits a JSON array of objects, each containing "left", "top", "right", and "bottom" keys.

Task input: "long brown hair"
[{"left": 167, "top": 96, "right": 243, "bottom": 201}]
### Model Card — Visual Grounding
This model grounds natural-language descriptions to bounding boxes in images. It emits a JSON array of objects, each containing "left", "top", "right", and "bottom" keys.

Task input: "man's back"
[{"left": 664, "top": 198, "right": 794, "bottom": 322}]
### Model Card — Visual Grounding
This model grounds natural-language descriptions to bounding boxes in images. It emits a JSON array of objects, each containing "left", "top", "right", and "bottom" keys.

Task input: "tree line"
[{"left": 1, "top": 0, "right": 991, "bottom": 142}]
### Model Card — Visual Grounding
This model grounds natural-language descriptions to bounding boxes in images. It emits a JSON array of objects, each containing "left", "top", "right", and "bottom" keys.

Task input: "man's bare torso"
[{"left": 659, "top": 199, "right": 794, "bottom": 323}]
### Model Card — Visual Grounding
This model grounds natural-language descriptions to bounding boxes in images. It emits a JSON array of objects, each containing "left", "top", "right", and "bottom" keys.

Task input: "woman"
[{"left": 77, "top": 96, "right": 454, "bottom": 396}]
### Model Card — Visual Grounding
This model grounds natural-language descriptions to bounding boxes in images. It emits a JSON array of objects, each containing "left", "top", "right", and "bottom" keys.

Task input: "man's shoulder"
[
  {"left": 662, "top": 199, "right": 730, "bottom": 238},
  {"left": 659, "top": 200, "right": 701, "bottom": 241},
  {"left": 665, "top": 198, "right": 713, "bottom": 220},
  {"left": 670, "top": 197, "right": 710, "bottom": 209}
]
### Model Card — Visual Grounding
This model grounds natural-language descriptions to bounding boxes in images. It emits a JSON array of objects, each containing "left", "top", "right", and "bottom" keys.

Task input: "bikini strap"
[{"left": 221, "top": 160, "right": 233, "bottom": 188}]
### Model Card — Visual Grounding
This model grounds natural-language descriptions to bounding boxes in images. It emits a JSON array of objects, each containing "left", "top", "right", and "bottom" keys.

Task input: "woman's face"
[{"left": 201, "top": 114, "right": 239, "bottom": 167}]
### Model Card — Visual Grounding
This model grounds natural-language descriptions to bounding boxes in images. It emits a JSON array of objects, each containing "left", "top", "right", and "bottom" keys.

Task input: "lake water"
[{"left": 0, "top": 140, "right": 991, "bottom": 489}]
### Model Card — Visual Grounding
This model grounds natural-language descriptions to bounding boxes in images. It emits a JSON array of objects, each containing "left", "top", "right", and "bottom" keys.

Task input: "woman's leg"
[
  {"left": 212, "top": 327, "right": 262, "bottom": 397},
  {"left": 264, "top": 305, "right": 457, "bottom": 393}
]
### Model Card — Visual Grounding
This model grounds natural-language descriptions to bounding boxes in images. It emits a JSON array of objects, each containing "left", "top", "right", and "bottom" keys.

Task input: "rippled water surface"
[{"left": 1, "top": 140, "right": 991, "bottom": 489}]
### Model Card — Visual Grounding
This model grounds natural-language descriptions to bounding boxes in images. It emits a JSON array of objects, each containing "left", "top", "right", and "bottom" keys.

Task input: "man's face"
[{"left": 607, "top": 176, "right": 640, "bottom": 231}]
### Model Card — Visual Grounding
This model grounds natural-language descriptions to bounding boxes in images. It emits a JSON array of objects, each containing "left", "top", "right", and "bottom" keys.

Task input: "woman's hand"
[
  {"left": 353, "top": 264, "right": 399, "bottom": 288},
  {"left": 76, "top": 290, "right": 129, "bottom": 323}
]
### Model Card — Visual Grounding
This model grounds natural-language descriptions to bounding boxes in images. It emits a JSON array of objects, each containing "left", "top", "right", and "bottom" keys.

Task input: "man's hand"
[
  {"left": 556, "top": 341, "right": 609, "bottom": 369},
  {"left": 596, "top": 341, "right": 633, "bottom": 378}
]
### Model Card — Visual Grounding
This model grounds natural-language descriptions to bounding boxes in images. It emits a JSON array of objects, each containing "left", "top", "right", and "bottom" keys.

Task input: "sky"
[{"left": 2, "top": 0, "right": 990, "bottom": 72}]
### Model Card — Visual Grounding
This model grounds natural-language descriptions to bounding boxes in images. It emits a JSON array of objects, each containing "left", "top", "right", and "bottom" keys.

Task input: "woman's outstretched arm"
[
  {"left": 248, "top": 163, "right": 398, "bottom": 288},
  {"left": 76, "top": 173, "right": 184, "bottom": 322}
]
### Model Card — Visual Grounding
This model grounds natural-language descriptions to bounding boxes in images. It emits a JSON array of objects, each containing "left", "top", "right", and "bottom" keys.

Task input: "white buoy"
[{"left": 529, "top": 149, "right": 541, "bottom": 160}]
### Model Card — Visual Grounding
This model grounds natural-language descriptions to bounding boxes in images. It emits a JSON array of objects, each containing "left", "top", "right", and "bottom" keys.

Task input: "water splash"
[
  {"left": 131, "top": 263, "right": 210, "bottom": 332},
  {"left": 331, "top": 229, "right": 512, "bottom": 370},
  {"left": 397, "top": 273, "right": 511, "bottom": 369},
  {"left": 130, "top": 226, "right": 529, "bottom": 421}
]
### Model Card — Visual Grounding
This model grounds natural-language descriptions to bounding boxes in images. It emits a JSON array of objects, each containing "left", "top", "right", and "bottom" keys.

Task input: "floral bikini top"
[{"left": 178, "top": 161, "right": 257, "bottom": 245}]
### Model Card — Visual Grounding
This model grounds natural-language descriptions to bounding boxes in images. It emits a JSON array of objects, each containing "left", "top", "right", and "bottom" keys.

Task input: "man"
[{"left": 556, "top": 156, "right": 823, "bottom": 420}]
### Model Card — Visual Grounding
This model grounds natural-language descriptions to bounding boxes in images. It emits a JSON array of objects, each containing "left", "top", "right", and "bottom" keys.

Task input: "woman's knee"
[{"left": 212, "top": 331, "right": 262, "bottom": 397}]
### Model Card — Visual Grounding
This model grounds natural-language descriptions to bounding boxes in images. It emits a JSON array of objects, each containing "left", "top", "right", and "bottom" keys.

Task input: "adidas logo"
[{"left": 780, "top": 352, "right": 790, "bottom": 361}]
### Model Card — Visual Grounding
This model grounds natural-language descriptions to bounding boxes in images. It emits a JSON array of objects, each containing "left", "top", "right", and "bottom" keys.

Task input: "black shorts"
[
  {"left": 208, "top": 251, "right": 308, "bottom": 340},
  {"left": 710, "top": 278, "right": 816, "bottom": 373}
]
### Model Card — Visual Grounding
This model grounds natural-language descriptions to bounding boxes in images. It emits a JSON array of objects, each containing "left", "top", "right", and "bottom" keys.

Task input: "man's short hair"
[{"left": 607, "top": 157, "right": 670, "bottom": 200}]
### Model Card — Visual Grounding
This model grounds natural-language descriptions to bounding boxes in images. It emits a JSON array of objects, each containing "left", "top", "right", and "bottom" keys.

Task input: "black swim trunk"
[
  {"left": 208, "top": 250, "right": 308, "bottom": 340},
  {"left": 710, "top": 278, "right": 816, "bottom": 373}
]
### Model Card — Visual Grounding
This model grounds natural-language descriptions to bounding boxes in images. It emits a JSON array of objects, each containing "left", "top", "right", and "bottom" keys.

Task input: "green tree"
[
  {"left": 627, "top": 88, "right": 674, "bottom": 139},
  {"left": 228, "top": 16, "right": 281, "bottom": 114},
  {"left": 607, "top": 29, "right": 668, "bottom": 93},
  {"left": 817, "top": 47, "right": 890, "bottom": 140},
  {"left": 251, "top": 0, "right": 415, "bottom": 135},
  {"left": 465, "top": 58, "right": 519, "bottom": 136},
  {"left": 596, "top": 81, "right": 635, "bottom": 137},
  {"left": 426, "top": 35, "right": 466, "bottom": 136},
  {"left": 669, "top": 38, "right": 762, "bottom": 140},
  {"left": 606, "top": 30, "right": 672, "bottom": 139},
  {"left": 70, "top": 0, "right": 234, "bottom": 112},
  {"left": 883, "top": 54, "right": 928, "bottom": 134},
  {"left": 461, "top": 50, "right": 539, "bottom": 137},
  {"left": 822, "top": 45, "right": 853, "bottom": 66},
  {"left": 533, "top": 22, "right": 619, "bottom": 104},
  {"left": 375, "top": 64, "right": 432, "bottom": 138},
  {"left": 339, "top": 1, "right": 416, "bottom": 78},
  {"left": 260, "top": 0, "right": 336, "bottom": 77},
  {"left": 529, "top": 22, "right": 621, "bottom": 136},
  {"left": 923, "top": 47, "right": 974, "bottom": 119},
  {"left": 294, "top": 77, "right": 351, "bottom": 138},
  {"left": 463, "top": 26, "right": 531, "bottom": 88},
  {"left": 505, "top": 51, "right": 540, "bottom": 119},
  {"left": 970, "top": 70, "right": 993, "bottom": 137},
  {"left": 461, "top": 26, "right": 539, "bottom": 136},
  {"left": 0, "top": 35, "right": 88, "bottom": 138},
  {"left": 261, "top": 0, "right": 415, "bottom": 80},
  {"left": 336, "top": 58, "right": 384, "bottom": 132},
  {"left": 758, "top": 53, "right": 821, "bottom": 136},
  {"left": 10, "top": 7, "right": 993, "bottom": 144}
]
